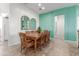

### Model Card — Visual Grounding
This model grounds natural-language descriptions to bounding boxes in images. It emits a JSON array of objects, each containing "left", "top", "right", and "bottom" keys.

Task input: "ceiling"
[
  {"left": 25, "top": 3, "right": 79, "bottom": 14},
  {"left": 0, "top": 3, "right": 9, "bottom": 16}
]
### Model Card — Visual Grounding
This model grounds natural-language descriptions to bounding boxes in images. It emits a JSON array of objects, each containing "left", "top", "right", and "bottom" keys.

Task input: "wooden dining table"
[{"left": 25, "top": 32, "right": 40, "bottom": 52}]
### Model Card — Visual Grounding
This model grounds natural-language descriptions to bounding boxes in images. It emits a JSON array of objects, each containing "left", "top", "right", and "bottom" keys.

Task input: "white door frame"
[{"left": 77, "top": 16, "right": 79, "bottom": 48}]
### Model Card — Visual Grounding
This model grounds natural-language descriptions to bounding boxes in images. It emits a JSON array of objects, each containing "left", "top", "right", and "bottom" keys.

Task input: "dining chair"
[
  {"left": 19, "top": 32, "right": 26, "bottom": 52},
  {"left": 41, "top": 32, "right": 46, "bottom": 47},
  {"left": 37, "top": 33, "right": 42, "bottom": 50},
  {"left": 37, "top": 32, "right": 46, "bottom": 50},
  {"left": 25, "top": 36, "right": 34, "bottom": 55},
  {"left": 45, "top": 30, "right": 50, "bottom": 44},
  {"left": 19, "top": 32, "right": 34, "bottom": 55}
]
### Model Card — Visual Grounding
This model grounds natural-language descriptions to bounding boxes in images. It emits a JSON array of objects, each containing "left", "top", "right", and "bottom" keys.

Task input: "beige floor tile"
[{"left": 0, "top": 39, "right": 79, "bottom": 56}]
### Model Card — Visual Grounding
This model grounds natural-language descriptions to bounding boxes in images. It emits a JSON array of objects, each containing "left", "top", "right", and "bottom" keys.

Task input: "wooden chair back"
[
  {"left": 44, "top": 30, "right": 50, "bottom": 43},
  {"left": 19, "top": 32, "right": 26, "bottom": 52}
]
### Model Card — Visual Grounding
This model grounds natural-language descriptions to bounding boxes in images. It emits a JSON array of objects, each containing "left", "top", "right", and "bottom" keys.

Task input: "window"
[
  {"left": 21, "top": 16, "right": 30, "bottom": 30},
  {"left": 21, "top": 16, "right": 36, "bottom": 30},
  {"left": 30, "top": 18, "right": 36, "bottom": 30}
]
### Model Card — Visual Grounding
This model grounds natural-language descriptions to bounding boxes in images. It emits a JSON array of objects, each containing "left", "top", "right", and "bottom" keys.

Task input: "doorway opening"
[
  {"left": 77, "top": 16, "right": 79, "bottom": 47},
  {"left": 54, "top": 15, "right": 64, "bottom": 40},
  {"left": 0, "top": 15, "right": 9, "bottom": 46}
]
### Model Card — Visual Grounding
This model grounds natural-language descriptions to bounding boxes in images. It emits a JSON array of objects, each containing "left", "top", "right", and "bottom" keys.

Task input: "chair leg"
[
  {"left": 21, "top": 45, "right": 22, "bottom": 53},
  {"left": 38, "top": 44, "right": 42, "bottom": 51},
  {"left": 25, "top": 48, "right": 27, "bottom": 55}
]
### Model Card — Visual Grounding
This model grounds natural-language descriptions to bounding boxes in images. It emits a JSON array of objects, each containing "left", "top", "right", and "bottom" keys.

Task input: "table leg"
[{"left": 34, "top": 40, "right": 37, "bottom": 53}]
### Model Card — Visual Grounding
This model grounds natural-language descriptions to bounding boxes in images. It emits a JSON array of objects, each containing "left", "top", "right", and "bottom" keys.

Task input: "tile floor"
[{"left": 0, "top": 39, "right": 79, "bottom": 56}]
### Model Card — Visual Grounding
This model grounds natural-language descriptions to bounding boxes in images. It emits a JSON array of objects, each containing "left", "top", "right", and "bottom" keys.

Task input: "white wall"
[
  {"left": 0, "top": 16, "right": 3, "bottom": 41},
  {"left": 0, "top": 3, "right": 10, "bottom": 42},
  {"left": 8, "top": 3, "right": 39, "bottom": 46},
  {"left": 0, "top": 3, "right": 9, "bottom": 14}
]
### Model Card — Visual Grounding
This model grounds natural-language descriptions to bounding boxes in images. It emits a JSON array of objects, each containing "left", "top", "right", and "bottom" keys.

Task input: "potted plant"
[{"left": 37, "top": 27, "right": 41, "bottom": 33}]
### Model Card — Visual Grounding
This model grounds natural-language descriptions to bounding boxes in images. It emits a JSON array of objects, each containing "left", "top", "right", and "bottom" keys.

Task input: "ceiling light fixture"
[
  {"left": 41, "top": 7, "right": 45, "bottom": 10},
  {"left": 1, "top": 13, "right": 8, "bottom": 17},
  {"left": 38, "top": 3, "right": 45, "bottom": 11},
  {"left": 38, "top": 3, "right": 42, "bottom": 7}
]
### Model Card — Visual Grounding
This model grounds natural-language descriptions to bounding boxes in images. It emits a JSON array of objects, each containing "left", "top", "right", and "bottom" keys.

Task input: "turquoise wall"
[
  {"left": 39, "top": 6, "right": 77, "bottom": 41},
  {"left": 76, "top": 5, "right": 79, "bottom": 16},
  {"left": 39, "top": 13, "right": 54, "bottom": 37}
]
